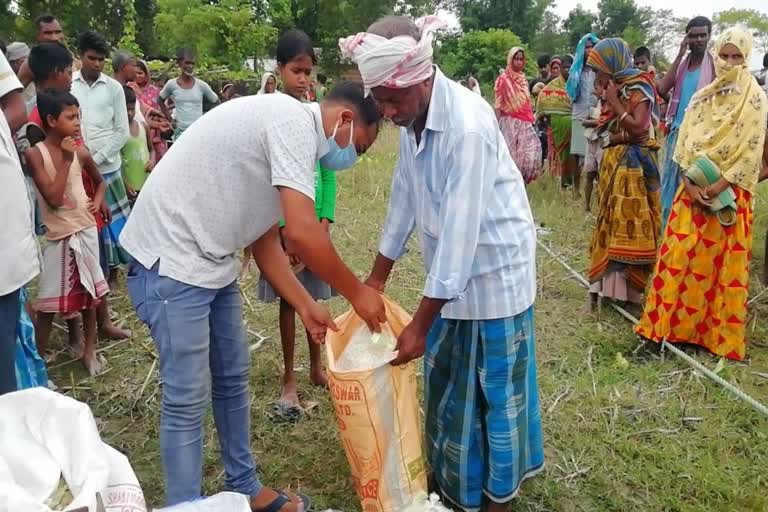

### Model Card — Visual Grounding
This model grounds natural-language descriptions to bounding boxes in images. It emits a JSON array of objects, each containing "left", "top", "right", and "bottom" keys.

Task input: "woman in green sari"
[{"left": 536, "top": 55, "right": 576, "bottom": 186}]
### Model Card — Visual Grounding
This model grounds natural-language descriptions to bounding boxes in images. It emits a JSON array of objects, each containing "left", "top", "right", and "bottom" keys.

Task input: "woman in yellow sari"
[
  {"left": 636, "top": 28, "right": 768, "bottom": 360},
  {"left": 586, "top": 38, "right": 661, "bottom": 308},
  {"left": 536, "top": 56, "right": 573, "bottom": 183}
]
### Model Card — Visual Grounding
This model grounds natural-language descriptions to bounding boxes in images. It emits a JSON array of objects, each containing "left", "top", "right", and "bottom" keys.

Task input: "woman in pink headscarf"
[{"left": 494, "top": 47, "right": 542, "bottom": 184}]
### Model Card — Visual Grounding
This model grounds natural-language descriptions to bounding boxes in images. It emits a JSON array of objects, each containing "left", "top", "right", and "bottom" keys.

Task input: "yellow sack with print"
[{"left": 326, "top": 295, "right": 427, "bottom": 512}]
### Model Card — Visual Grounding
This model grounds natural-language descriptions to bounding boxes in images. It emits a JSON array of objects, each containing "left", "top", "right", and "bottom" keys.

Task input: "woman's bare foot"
[
  {"left": 83, "top": 351, "right": 107, "bottom": 376},
  {"left": 99, "top": 322, "right": 132, "bottom": 340}
]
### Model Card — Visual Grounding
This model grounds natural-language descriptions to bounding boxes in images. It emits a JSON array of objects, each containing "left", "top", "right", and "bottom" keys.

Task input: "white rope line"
[{"left": 536, "top": 239, "right": 768, "bottom": 417}]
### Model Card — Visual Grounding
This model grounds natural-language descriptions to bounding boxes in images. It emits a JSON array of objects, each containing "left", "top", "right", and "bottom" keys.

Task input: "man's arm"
[
  {"left": 201, "top": 80, "right": 220, "bottom": 105},
  {"left": 92, "top": 83, "right": 130, "bottom": 167},
  {"left": 657, "top": 36, "right": 689, "bottom": 97},
  {"left": 158, "top": 82, "right": 174, "bottom": 126},
  {"left": 391, "top": 132, "right": 496, "bottom": 365},
  {"left": 249, "top": 225, "right": 337, "bottom": 343},
  {"left": 268, "top": 111, "right": 385, "bottom": 331}
]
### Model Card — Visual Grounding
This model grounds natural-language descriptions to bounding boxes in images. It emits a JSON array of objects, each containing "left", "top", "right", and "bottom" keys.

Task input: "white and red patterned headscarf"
[{"left": 338, "top": 16, "right": 446, "bottom": 93}]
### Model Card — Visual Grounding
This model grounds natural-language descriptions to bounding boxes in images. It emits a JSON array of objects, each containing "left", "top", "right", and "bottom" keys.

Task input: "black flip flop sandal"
[{"left": 252, "top": 490, "right": 312, "bottom": 512}]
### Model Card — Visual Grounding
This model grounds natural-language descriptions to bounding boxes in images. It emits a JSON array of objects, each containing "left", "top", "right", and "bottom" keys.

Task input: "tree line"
[{"left": 1, "top": 0, "right": 765, "bottom": 81}]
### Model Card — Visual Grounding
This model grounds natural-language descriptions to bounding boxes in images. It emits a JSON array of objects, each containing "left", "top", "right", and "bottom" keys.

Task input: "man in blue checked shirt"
[{"left": 340, "top": 15, "right": 545, "bottom": 512}]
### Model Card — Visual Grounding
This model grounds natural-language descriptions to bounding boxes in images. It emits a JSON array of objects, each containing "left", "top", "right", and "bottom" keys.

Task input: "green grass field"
[{"left": 44, "top": 125, "right": 768, "bottom": 511}]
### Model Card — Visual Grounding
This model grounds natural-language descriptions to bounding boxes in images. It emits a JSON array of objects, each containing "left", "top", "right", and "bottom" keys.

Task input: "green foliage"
[
  {"left": 714, "top": 8, "right": 768, "bottom": 53},
  {"left": 563, "top": 4, "right": 597, "bottom": 48},
  {"left": 117, "top": 0, "right": 142, "bottom": 57},
  {"left": 438, "top": 28, "right": 535, "bottom": 93},
  {"left": 530, "top": 8, "right": 569, "bottom": 58},
  {"left": 155, "top": 0, "right": 276, "bottom": 69},
  {"left": 450, "top": 0, "right": 551, "bottom": 44}
]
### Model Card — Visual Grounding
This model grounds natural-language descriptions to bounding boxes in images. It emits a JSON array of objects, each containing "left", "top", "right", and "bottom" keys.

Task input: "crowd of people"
[
  {"left": 492, "top": 17, "right": 768, "bottom": 363},
  {"left": 1, "top": 8, "right": 768, "bottom": 512}
]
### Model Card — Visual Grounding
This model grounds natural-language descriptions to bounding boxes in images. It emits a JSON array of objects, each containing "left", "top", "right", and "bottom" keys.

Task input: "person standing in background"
[
  {"left": 315, "top": 73, "right": 328, "bottom": 101},
  {"left": 637, "top": 28, "right": 767, "bottom": 362},
  {"left": 133, "top": 59, "right": 170, "bottom": 163},
  {"left": 70, "top": 31, "right": 131, "bottom": 289},
  {"left": 633, "top": 46, "right": 652, "bottom": 71},
  {"left": 495, "top": 47, "right": 542, "bottom": 184},
  {"left": 6, "top": 42, "right": 35, "bottom": 113},
  {"left": 656, "top": 16, "right": 715, "bottom": 233},
  {"left": 258, "top": 72, "right": 278, "bottom": 95},
  {"left": 0, "top": 51, "right": 41, "bottom": 395},
  {"left": 158, "top": 48, "right": 220, "bottom": 141},
  {"left": 567, "top": 33, "right": 600, "bottom": 199},
  {"left": 536, "top": 55, "right": 574, "bottom": 184},
  {"left": 585, "top": 38, "right": 661, "bottom": 309}
]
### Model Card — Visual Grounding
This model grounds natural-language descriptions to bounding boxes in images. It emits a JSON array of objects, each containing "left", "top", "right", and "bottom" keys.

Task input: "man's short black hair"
[
  {"left": 35, "top": 13, "right": 58, "bottom": 30},
  {"left": 537, "top": 55, "right": 551, "bottom": 69},
  {"left": 634, "top": 46, "right": 651, "bottom": 60},
  {"left": 176, "top": 47, "right": 194, "bottom": 61},
  {"left": 37, "top": 89, "right": 79, "bottom": 130},
  {"left": 325, "top": 81, "right": 380, "bottom": 126},
  {"left": 77, "top": 30, "right": 109, "bottom": 56},
  {"left": 123, "top": 85, "right": 136, "bottom": 104},
  {"left": 317, "top": 73, "right": 327, "bottom": 84},
  {"left": 561, "top": 54, "right": 574, "bottom": 68},
  {"left": 276, "top": 29, "right": 317, "bottom": 66},
  {"left": 763, "top": 52, "right": 768, "bottom": 69},
  {"left": 686, "top": 16, "right": 712, "bottom": 34},
  {"left": 28, "top": 42, "right": 73, "bottom": 82}
]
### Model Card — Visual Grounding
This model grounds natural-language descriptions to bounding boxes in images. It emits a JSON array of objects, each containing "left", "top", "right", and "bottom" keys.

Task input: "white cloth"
[
  {"left": 378, "top": 67, "right": 536, "bottom": 320},
  {"left": 0, "top": 388, "right": 146, "bottom": 512},
  {"left": 121, "top": 94, "right": 324, "bottom": 289},
  {"left": 0, "top": 51, "right": 22, "bottom": 98},
  {"left": 71, "top": 71, "right": 130, "bottom": 174},
  {"left": 339, "top": 16, "right": 446, "bottom": 91},
  {"left": 0, "top": 96, "right": 41, "bottom": 295}
]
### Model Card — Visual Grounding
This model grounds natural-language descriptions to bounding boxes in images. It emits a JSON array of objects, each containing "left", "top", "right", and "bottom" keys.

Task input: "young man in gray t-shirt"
[{"left": 158, "top": 48, "right": 219, "bottom": 139}]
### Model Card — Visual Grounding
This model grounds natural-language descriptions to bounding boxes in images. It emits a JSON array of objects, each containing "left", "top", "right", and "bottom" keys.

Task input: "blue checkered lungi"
[{"left": 424, "top": 306, "right": 545, "bottom": 510}]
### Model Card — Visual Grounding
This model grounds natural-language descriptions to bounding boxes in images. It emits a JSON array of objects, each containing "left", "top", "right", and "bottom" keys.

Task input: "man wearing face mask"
[
  {"left": 341, "top": 16, "right": 543, "bottom": 512},
  {"left": 119, "top": 80, "right": 384, "bottom": 511}
]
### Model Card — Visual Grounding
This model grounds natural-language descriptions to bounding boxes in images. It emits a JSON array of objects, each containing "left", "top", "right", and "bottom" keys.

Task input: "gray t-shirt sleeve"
[
  {"left": 200, "top": 80, "right": 219, "bottom": 104},
  {"left": 159, "top": 80, "right": 174, "bottom": 100},
  {"left": 266, "top": 108, "right": 317, "bottom": 200}
]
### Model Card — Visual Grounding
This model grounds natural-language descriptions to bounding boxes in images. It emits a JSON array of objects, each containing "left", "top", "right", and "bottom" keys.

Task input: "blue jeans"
[
  {"left": 0, "top": 288, "right": 21, "bottom": 395},
  {"left": 126, "top": 262, "right": 261, "bottom": 506}
]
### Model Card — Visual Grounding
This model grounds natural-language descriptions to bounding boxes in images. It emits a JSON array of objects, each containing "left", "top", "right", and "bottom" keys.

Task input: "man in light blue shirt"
[
  {"left": 341, "top": 16, "right": 544, "bottom": 512},
  {"left": 70, "top": 30, "right": 132, "bottom": 277}
]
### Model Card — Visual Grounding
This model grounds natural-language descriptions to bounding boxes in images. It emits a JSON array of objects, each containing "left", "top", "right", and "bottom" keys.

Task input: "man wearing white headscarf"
[{"left": 341, "top": 15, "right": 544, "bottom": 512}]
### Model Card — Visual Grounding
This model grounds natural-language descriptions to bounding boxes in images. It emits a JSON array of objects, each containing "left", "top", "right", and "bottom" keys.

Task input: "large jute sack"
[{"left": 326, "top": 295, "right": 427, "bottom": 512}]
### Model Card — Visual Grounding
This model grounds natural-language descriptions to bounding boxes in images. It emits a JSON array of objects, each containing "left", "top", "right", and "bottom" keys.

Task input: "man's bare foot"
[
  {"left": 83, "top": 352, "right": 107, "bottom": 376},
  {"left": 99, "top": 322, "right": 132, "bottom": 340},
  {"left": 310, "top": 367, "right": 329, "bottom": 388},
  {"left": 280, "top": 380, "right": 300, "bottom": 407}
]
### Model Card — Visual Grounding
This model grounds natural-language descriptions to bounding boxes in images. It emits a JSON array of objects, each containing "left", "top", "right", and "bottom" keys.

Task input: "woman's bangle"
[{"left": 619, "top": 111, "right": 629, "bottom": 124}]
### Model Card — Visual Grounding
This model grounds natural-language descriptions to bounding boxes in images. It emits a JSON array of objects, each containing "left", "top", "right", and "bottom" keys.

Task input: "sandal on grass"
[{"left": 252, "top": 489, "right": 312, "bottom": 512}]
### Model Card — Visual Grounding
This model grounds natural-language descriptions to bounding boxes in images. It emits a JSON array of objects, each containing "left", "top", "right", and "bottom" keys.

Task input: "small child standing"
[
  {"left": 121, "top": 86, "right": 153, "bottom": 204},
  {"left": 27, "top": 90, "right": 110, "bottom": 376}
]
